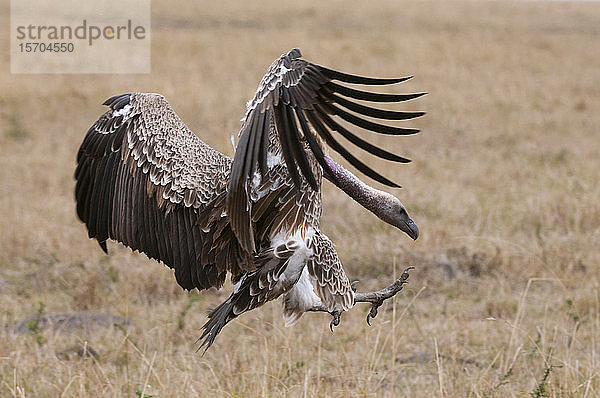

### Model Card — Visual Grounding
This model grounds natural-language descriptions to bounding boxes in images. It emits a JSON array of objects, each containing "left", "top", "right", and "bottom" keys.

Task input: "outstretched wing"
[
  {"left": 75, "top": 93, "right": 250, "bottom": 291},
  {"left": 227, "top": 48, "right": 425, "bottom": 252}
]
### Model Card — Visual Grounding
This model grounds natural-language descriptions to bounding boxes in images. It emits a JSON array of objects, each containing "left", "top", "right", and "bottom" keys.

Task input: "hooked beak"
[{"left": 401, "top": 218, "right": 419, "bottom": 240}]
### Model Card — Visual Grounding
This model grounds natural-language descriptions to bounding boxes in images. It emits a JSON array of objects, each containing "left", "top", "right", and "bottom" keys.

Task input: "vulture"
[{"left": 75, "top": 48, "right": 423, "bottom": 351}]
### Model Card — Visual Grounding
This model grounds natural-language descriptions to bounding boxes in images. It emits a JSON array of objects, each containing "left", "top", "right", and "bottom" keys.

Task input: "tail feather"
[
  {"left": 196, "top": 272, "right": 265, "bottom": 353},
  {"left": 197, "top": 235, "right": 306, "bottom": 352},
  {"left": 197, "top": 299, "right": 235, "bottom": 353}
]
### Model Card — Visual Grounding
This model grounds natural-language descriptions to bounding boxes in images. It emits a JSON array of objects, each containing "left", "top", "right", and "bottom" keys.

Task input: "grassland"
[{"left": 1, "top": 0, "right": 600, "bottom": 396}]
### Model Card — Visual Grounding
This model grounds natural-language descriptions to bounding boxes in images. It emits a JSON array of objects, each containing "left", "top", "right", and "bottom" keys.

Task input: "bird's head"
[
  {"left": 373, "top": 191, "right": 419, "bottom": 240},
  {"left": 323, "top": 156, "right": 419, "bottom": 241}
]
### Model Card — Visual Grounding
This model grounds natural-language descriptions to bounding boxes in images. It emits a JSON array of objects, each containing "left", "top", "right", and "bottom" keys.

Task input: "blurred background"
[{"left": 1, "top": 0, "right": 599, "bottom": 396}]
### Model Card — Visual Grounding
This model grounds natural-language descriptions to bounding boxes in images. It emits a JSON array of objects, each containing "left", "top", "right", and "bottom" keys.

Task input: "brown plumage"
[{"left": 75, "top": 49, "right": 423, "bottom": 351}]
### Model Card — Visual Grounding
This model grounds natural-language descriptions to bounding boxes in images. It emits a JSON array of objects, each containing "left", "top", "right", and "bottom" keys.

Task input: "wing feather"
[
  {"left": 317, "top": 65, "right": 412, "bottom": 85},
  {"left": 324, "top": 81, "right": 426, "bottom": 103}
]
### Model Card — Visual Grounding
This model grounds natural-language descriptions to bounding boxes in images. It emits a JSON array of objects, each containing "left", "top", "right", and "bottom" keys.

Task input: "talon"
[
  {"left": 351, "top": 280, "right": 359, "bottom": 292},
  {"left": 401, "top": 266, "right": 415, "bottom": 282},
  {"left": 366, "top": 302, "right": 381, "bottom": 326},
  {"left": 329, "top": 311, "right": 341, "bottom": 332}
]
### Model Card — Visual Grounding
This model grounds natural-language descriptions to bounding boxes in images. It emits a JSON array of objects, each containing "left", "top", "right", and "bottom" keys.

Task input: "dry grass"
[{"left": 1, "top": 0, "right": 600, "bottom": 396}]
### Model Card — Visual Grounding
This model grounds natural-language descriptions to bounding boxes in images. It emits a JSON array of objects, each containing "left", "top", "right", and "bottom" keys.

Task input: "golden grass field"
[{"left": 1, "top": 0, "right": 600, "bottom": 396}]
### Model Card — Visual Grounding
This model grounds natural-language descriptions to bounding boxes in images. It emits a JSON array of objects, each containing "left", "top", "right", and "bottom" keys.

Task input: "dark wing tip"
[
  {"left": 405, "top": 92, "right": 427, "bottom": 101},
  {"left": 316, "top": 65, "right": 413, "bottom": 85},
  {"left": 98, "top": 240, "right": 108, "bottom": 254},
  {"left": 102, "top": 93, "right": 131, "bottom": 111}
]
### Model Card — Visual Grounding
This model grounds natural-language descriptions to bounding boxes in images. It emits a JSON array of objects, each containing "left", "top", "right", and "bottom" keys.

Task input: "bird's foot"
[
  {"left": 307, "top": 266, "right": 414, "bottom": 329},
  {"left": 355, "top": 266, "right": 414, "bottom": 326}
]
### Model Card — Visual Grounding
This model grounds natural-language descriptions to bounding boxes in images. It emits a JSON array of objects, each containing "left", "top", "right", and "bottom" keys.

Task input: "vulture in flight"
[{"left": 75, "top": 49, "right": 423, "bottom": 351}]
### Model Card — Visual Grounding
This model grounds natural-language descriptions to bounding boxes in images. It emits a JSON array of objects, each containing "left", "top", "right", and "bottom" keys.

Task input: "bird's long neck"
[{"left": 323, "top": 156, "right": 396, "bottom": 225}]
